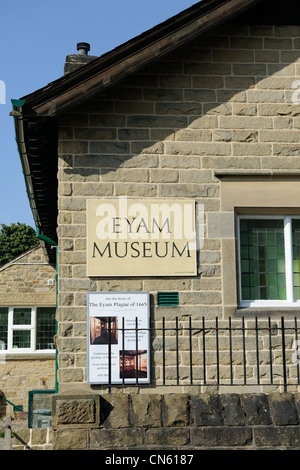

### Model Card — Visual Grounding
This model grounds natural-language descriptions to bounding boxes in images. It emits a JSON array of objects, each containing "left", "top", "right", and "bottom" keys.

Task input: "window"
[
  {"left": 238, "top": 216, "right": 300, "bottom": 307},
  {"left": 0, "top": 307, "right": 56, "bottom": 353}
]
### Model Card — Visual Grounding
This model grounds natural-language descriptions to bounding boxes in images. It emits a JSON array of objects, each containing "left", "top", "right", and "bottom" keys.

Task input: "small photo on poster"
[
  {"left": 119, "top": 350, "right": 148, "bottom": 379},
  {"left": 90, "top": 316, "right": 118, "bottom": 345}
]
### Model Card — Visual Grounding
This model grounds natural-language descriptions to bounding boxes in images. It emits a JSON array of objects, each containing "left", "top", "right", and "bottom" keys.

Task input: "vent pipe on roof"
[{"left": 77, "top": 42, "right": 90, "bottom": 56}]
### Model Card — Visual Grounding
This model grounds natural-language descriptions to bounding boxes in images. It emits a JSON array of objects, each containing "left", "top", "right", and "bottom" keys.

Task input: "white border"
[{"left": 87, "top": 291, "right": 151, "bottom": 385}]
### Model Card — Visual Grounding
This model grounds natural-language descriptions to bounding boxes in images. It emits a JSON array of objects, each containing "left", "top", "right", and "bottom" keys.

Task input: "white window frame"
[
  {"left": 0, "top": 306, "right": 56, "bottom": 354},
  {"left": 238, "top": 215, "right": 300, "bottom": 308}
]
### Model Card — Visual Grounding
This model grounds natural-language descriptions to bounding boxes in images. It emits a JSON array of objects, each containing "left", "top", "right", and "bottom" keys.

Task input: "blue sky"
[{"left": 0, "top": 0, "right": 198, "bottom": 229}]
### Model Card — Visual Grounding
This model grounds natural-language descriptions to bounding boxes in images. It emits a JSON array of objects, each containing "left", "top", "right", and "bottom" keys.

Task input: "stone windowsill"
[
  {"left": 0, "top": 351, "right": 56, "bottom": 360},
  {"left": 237, "top": 307, "right": 300, "bottom": 317}
]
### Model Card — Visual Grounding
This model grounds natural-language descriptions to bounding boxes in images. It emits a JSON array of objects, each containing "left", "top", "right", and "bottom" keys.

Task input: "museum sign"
[{"left": 87, "top": 198, "right": 198, "bottom": 277}]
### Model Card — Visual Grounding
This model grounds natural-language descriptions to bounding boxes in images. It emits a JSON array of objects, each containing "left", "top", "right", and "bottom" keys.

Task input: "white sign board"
[{"left": 87, "top": 291, "right": 150, "bottom": 384}]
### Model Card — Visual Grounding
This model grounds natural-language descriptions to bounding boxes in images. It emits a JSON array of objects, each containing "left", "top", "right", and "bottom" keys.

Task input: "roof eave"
[{"left": 11, "top": 104, "right": 58, "bottom": 264}]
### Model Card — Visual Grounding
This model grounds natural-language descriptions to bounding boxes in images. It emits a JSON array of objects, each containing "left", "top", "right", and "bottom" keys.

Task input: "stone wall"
[
  {"left": 0, "top": 245, "right": 56, "bottom": 306},
  {"left": 0, "top": 358, "right": 56, "bottom": 415},
  {"left": 11, "top": 427, "right": 53, "bottom": 450},
  {"left": 6, "top": 22, "right": 300, "bottom": 452},
  {"left": 0, "top": 245, "right": 56, "bottom": 415},
  {"left": 50, "top": 392, "right": 300, "bottom": 450},
  {"left": 57, "top": 23, "right": 300, "bottom": 393}
]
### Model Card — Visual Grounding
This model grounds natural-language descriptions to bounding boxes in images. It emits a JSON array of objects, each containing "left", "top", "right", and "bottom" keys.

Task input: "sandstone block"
[
  {"left": 150, "top": 169, "right": 179, "bottom": 183},
  {"left": 190, "top": 395, "right": 223, "bottom": 426},
  {"left": 269, "top": 394, "right": 299, "bottom": 425},
  {"left": 90, "top": 428, "right": 144, "bottom": 449},
  {"left": 219, "top": 115, "right": 273, "bottom": 129},
  {"left": 160, "top": 155, "right": 200, "bottom": 169},
  {"left": 160, "top": 74, "right": 191, "bottom": 88},
  {"left": 213, "top": 49, "right": 254, "bottom": 62},
  {"left": 225, "top": 76, "right": 255, "bottom": 89},
  {"left": 185, "top": 62, "right": 231, "bottom": 76},
  {"left": 193, "top": 76, "right": 224, "bottom": 89},
  {"left": 53, "top": 428, "right": 88, "bottom": 450},
  {"left": 118, "top": 128, "right": 149, "bottom": 140},
  {"left": 184, "top": 89, "right": 216, "bottom": 102},
  {"left": 163, "top": 394, "right": 189, "bottom": 427},
  {"left": 127, "top": 115, "right": 187, "bottom": 128},
  {"left": 254, "top": 426, "right": 300, "bottom": 448},
  {"left": 240, "top": 394, "right": 272, "bottom": 425},
  {"left": 256, "top": 77, "right": 295, "bottom": 90},
  {"left": 166, "top": 141, "right": 231, "bottom": 156},
  {"left": 179, "top": 169, "right": 212, "bottom": 183},
  {"left": 232, "top": 104, "right": 257, "bottom": 116},
  {"left": 114, "top": 182, "right": 157, "bottom": 197},
  {"left": 264, "top": 37, "right": 292, "bottom": 49},
  {"left": 230, "top": 37, "right": 263, "bottom": 49},
  {"left": 52, "top": 394, "right": 100, "bottom": 428},
  {"left": 89, "top": 114, "right": 125, "bottom": 127},
  {"left": 101, "top": 394, "right": 130, "bottom": 428},
  {"left": 59, "top": 141, "right": 88, "bottom": 154},
  {"left": 143, "top": 87, "right": 183, "bottom": 101},
  {"left": 232, "top": 143, "right": 272, "bottom": 156},
  {"left": 145, "top": 428, "right": 189, "bottom": 447},
  {"left": 191, "top": 427, "right": 252, "bottom": 447},
  {"left": 175, "top": 129, "right": 212, "bottom": 142},
  {"left": 131, "top": 141, "right": 164, "bottom": 154},
  {"left": 233, "top": 63, "right": 266, "bottom": 76},
  {"left": 207, "top": 212, "right": 234, "bottom": 239},
  {"left": 255, "top": 50, "right": 279, "bottom": 62},
  {"left": 220, "top": 394, "right": 245, "bottom": 426},
  {"left": 101, "top": 168, "right": 149, "bottom": 182},
  {"left": 158, "top": 183, "right": 219, "bottom": 198},
  {"left": 131, "top": 394, "right": 162, "bottom": 427},
  {"left": 155, "top": 102, "right": 202, "bottom": 115},
  {"left": 247, "top": 90, "right": 284, "bottom": 103},
  {"left": 202, "top": 156, "right": 260, "bottom": 169},
  {"left": 115, "top": 101, "right": 154, "bottom": 114},
  {"left": 74, "top": 128, "right": 116, "bottom": 140}
]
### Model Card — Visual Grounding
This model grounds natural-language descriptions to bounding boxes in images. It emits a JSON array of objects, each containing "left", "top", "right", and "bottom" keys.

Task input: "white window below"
[{"left": 0, "top": 307, "right": 56, "bottom": 353}]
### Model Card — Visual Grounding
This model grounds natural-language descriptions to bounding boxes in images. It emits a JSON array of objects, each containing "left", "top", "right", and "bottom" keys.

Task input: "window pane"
[
  {"left": 36, "top": 308, "right": 56, "bottom": 350},
  {"left": 240, "top": 219, "right": 286, "bottom": 301},
  {"left": 292, "top": 220, "right": 300, "bottom": 300},
  {"left": 0, "top": 308, "right": 8, "bottom": 349},
  {"left": 13, "top": 330, "right": 31, "bottom": 349},
  {"left": 13, "top": 308, "right": 31, "bottom": 325}
]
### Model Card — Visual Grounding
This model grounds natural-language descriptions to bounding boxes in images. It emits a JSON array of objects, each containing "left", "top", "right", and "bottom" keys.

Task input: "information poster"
[{"left": 87, "top": 291, "right": 150, "bottom": 385}]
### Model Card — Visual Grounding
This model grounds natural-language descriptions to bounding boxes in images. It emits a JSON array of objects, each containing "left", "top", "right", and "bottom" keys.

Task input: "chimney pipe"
[{"left": 77, "top": 42, "right": 90, "bottom": 56}]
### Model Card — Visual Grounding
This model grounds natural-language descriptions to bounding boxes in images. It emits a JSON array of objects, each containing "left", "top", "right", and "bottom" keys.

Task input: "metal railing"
[{"left": 104, "top": 316, "right": 300, "bottom": 392}]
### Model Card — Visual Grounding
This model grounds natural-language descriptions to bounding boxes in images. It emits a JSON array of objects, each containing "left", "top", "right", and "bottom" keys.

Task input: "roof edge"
[
  {"left": 22, "top": 0, "right": 263, "bottom": 117},
  {"left": 0, "top": 245, "right": 45, "bottom": 272}
]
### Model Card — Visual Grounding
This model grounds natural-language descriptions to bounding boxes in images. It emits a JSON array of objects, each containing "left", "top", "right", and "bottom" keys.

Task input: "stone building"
[
  {"left": 0, "top": 246, "right": 56, "bottom": 416},
  {"left": 9, "top": 0, "right": 300, "bottom": 450}
]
